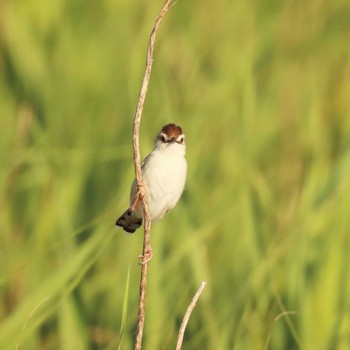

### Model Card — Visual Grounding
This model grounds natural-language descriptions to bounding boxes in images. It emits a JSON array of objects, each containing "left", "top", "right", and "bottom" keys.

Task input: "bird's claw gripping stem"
[
  {"left": 138, "top": 248, "right": 153, "bottom": 264},
  {"left": 131, "top": 183, "right": 146, "bottom": 212}
]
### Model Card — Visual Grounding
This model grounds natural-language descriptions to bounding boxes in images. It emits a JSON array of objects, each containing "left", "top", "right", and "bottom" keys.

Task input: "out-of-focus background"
[{"left": 1, "top": 0, "right": 350, "bottom": 349}]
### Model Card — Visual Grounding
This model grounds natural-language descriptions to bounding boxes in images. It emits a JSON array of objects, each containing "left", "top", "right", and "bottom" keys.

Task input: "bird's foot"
[
  {"left": 138, "top": 247, "right": 153, "bottom": 264},
  {"left": 131, "top": 184, "right": 146, "bottom": 212}
]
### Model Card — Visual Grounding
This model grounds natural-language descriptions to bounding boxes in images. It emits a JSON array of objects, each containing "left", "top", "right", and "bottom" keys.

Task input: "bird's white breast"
[{"left": 142, "top": 145, "right": 187, "bottom": 221}]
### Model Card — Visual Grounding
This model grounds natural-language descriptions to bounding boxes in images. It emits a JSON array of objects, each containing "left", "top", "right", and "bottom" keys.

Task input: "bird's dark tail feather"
[{"left": 115, "top": 208, "right": 143, "bottom": 234}]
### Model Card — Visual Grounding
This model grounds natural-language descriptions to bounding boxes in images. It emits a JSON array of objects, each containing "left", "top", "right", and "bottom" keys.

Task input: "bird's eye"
[
  {"left": 179, "top": 137, "right": 184, "bottom": 143},
  {"left": 159, "top": 135, "right": 166, "bottom": 143}
]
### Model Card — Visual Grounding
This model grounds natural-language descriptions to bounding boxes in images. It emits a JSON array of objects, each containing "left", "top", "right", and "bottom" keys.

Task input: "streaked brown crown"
[{"left": 161, "top": 123, "right": 183, "bottom": 138}]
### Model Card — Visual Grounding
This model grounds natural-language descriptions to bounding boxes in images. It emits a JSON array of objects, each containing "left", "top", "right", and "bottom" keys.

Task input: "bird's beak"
[{"left": 168, "top": 137, "right": 176, "bottom": 143}]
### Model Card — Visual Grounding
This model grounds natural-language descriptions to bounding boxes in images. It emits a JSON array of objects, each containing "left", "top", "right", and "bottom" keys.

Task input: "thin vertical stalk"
[{"left": 132, "top": 1, "right": 176, "bottom": 349}]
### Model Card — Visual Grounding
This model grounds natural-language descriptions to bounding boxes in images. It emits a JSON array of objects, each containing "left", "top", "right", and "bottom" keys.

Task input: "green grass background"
[{"left": 1, "top": 0, "right": 350, "bottom": 349}]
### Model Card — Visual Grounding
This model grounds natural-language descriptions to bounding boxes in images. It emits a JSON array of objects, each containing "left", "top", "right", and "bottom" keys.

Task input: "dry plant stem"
[
  {"left": 176, "top": 281, "right": 208, "bottom": 350},
  {"left": 132, "top": 1, "right": 176, "bottom": 349}
]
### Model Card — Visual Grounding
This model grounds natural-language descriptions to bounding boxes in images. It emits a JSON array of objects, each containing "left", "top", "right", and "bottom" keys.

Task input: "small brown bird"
[{"left": 116, "top": 123, "right": 187, "bottom": 233}]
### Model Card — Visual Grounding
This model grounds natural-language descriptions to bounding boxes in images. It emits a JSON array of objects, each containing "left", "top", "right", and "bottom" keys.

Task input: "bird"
[{"left": 116, "top": 123, "right": 187, "bottom": 233}]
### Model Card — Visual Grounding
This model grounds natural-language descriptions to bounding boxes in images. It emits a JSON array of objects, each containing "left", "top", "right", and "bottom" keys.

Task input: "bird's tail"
[{"left": 115, "top": 208, "right": 143, "bottom": 234}]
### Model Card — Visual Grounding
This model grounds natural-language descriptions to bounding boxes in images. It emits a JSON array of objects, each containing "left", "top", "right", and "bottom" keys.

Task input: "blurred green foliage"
[{"left": 1, "top": 0, "right": 350, "bottom": 349}]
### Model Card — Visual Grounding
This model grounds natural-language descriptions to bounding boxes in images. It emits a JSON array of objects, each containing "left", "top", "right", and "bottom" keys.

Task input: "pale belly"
[{"left": 142, "top": 153, "right": 187, "bottom": 221}]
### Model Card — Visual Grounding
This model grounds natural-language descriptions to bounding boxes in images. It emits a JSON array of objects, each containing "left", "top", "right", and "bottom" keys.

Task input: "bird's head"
[{"left": 155, "top": 123, "right": 185, "bottom": 152}]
